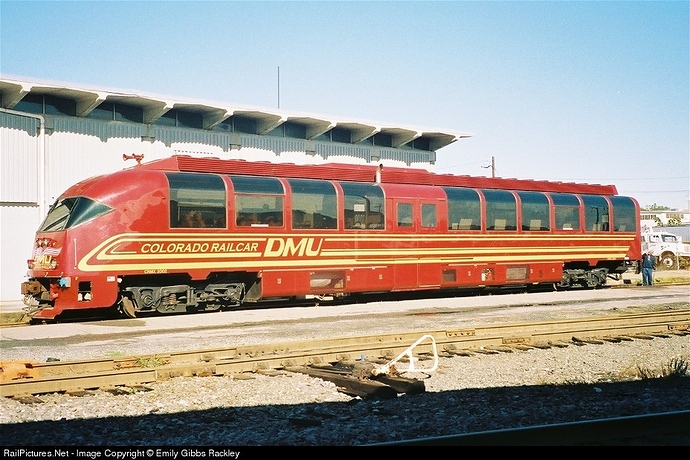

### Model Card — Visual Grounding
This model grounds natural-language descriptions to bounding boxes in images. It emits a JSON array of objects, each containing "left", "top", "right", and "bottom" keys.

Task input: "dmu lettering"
[{"left": 263, "top": 237, "right": 323, "bottom": 257}]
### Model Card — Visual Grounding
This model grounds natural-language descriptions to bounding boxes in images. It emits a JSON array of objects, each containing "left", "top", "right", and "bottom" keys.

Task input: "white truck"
[{"left": 641, "top": 230, "right": 690, "bottom": 269}]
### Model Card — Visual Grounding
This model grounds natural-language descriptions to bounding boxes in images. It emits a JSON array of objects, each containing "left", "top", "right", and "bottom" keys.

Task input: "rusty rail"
[{"left": 2, "top": 309, "right": 688, "bottom": 398}]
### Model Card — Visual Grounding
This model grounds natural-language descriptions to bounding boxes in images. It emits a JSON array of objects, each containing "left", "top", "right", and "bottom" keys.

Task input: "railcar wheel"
[{"left": 119, "top": 297, "right": 136, "bottom": 318}]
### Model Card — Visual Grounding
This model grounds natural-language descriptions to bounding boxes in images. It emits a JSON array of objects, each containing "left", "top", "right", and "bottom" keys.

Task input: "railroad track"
[
  {"left": 367, "top": 410, "right": 690, "bottom": 445},
  {"left": 2, "top": 309, "right": 688, "bottom": 399}
]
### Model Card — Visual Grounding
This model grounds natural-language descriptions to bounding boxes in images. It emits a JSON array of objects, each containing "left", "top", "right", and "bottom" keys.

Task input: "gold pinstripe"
[{"left": 76, "top": 232, "right": 637, "bottom": 272}]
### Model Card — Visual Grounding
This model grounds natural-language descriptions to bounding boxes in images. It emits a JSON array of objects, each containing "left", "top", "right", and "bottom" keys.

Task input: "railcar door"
[
  {"left": 392, "top": 201, "right": 417, "bottom": 290},
  {"left": 392, "top": 199, "right": 443, "bottom": 290},
  {"left": 416, "top": 200, "right": 443, "bottom": 288}
]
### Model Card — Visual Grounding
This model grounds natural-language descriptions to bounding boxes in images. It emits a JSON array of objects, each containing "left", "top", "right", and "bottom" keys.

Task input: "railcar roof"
[{"left": 136, "top": 155, "right": 619, "bottom": 196}]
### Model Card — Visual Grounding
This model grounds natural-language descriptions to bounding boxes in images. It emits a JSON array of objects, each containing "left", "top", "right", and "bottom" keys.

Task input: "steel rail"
[
  {"left": 2, "top": 309, "right": 689, "bottom": 398},
  {"left": 365, "top": 410, "right": 690, "bottom": 445}
]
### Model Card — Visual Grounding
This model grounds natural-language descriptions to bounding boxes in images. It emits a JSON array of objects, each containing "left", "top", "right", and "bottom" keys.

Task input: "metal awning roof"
[{"left": 0, "top": 76, "right": 471, "bottom": 151}]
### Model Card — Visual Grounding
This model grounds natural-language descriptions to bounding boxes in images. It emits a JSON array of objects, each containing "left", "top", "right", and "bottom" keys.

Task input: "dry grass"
[
  {"left": 635, "top": 357, "right": 689, "bottom": 380},
  {"left": 135, "top": 356, "right": 167, "bottom": 368}
]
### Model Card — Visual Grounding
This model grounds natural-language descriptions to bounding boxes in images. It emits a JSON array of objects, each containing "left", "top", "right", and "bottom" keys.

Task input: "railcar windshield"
[{"left": 39, "top": 197, "right": 113, "bottom": 231}]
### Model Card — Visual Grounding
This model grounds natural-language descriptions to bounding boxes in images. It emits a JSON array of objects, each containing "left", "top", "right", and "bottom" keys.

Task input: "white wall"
[{"left": 0, "top": 204, "right": 41, "bottom": 304}]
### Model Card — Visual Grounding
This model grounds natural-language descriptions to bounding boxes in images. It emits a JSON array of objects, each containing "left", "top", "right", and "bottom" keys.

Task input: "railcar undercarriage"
[
  {"left": 23, "top": 262, "right": 634, "bottom": 322},
  {"left": 120, "top": 283, "right": 244, "bottom": 316},
  {"left": 559, "top": 268, "right": 609, "bottom": 289},
  {"left": 558, "top": 260, "right": 632, "bottom": 289},
  {"left": 118, "top": 275, "right": 246, "bottom": 318}
]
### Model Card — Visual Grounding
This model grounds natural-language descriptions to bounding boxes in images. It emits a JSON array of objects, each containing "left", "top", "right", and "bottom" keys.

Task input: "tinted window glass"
[
  {"left": 88, "top": 102, "right": 115, "bottom": 120},
  {"left": 231, "top": 176, "right": 284, "bottom": 194},
  {"left": 231, "top": 176, "right": 284, "bottom": 227},
  {"left": 445, "top": 187, "right": 481, "bottom": 230},
  {"left": 44, "top": 95, "right": 76, "bottom": 116},
  {"left": 288, "top": 179, "right": 337, "bottom": 229},
  {"left": 168, "top": 173, "right": 227, "bottom": 228},
  {"left": 340, "top": 182, "right": 384, "bottom": 229},
  {"left": 551, "top": 193, "right": 581, "bottom": 230},
  {"left": 610, "top": 196, "right": 637, "bottom": 232},
  {"left": 39, "top": 197, "right": 113, "bottom": 231},
  {"left": 483, "top": 189, "right": 517, "bottom": 231},
  {"left": 421, "top": 203, "right": 437, "bottom": 228},
  {"left": 582, "top": 195, "right": 610, "bottom": 232},
  {"left": 114, "top": 104, "right": 144, "bottom": 123},
  {"left": 518, "top": 191, "right": 550, "bottom": 231},
  {"left": 14, "top": 94, "right": 43, "bottom": 113},
  {"left": 232, "top": 116, "right": 257, "bottom": 134},
  {"left": 397, "top": 203, "right": 413, "bottom": 227},
  {"left": 177, "top": 111, "right": 203, "bottom": 129}
]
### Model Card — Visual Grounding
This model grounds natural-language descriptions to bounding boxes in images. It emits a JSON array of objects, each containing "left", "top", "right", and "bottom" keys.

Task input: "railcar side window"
[
  {"left": 288, "top": 179, "right": 337, "bottom": 229},
  {"left": 397, "top": 203, "right": 413, "bottom": 227},
  {"left": 230, "top": 176, "right": 284, "bottom": 227},
  {"left": 609, "top": 196, "right": 637, "bottom": 232},
  {"left": 551, "top": 193, "right": 581, "bottom": 230},
  {"left": 167, "top": 173, "right": 227, "bottom": 228},
  {"left": 518, "top": 191, "right": 550, "bottom": 231},
  {"left": 444, "top": 187, "right": 481, "bottom": 230},
  {"left": 582, "top": 195, "right": 610, "bottom": 232},
  {"left": 421, "top": 203, "right": 437, "bottom": 228},
  {"left": 340, "top": 182, "right": 385, "bottom": 229},
  {"left": 482, "top": 189, "right": 517, "bottom": 231}
]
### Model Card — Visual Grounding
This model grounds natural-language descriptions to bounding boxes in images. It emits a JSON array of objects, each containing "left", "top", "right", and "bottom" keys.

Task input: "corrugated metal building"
[{"left": 0, "top": 76, "right": 470, "bottom": 303}]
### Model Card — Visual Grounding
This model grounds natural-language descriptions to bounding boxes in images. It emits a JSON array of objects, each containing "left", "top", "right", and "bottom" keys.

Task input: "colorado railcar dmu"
[{"left": 21, "top": 155, "right": 642, "bottom": 321}]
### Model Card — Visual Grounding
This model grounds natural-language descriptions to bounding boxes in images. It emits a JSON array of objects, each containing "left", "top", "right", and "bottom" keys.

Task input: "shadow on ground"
[{"left": 1, "top": 377, "right": 689, "bottom": 446}]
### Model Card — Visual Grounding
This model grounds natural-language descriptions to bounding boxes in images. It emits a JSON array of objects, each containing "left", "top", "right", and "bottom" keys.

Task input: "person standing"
[{"left": 641, "top": 249, "right": 656, "bottom": 286}]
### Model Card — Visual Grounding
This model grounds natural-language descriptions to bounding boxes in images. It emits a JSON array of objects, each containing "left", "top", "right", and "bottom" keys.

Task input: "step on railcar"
[{"left": 21, "top": 155, "right": 642, "bottom": 321}]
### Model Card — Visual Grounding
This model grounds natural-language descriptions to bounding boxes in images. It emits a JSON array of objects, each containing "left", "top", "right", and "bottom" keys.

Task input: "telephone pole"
[{"left": 482, "top": 156, "right": 496, "bottom": 178}]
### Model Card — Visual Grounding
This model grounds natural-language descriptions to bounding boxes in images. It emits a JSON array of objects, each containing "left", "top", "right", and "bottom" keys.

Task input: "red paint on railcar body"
[{"left": 21, "top": 155, "right": 641, "bottom": 321}]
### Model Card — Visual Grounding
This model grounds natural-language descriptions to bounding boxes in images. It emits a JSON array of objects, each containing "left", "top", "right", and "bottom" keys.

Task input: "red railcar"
[{"left": 21, "top": 155, "right": 641, "bottom": 321}]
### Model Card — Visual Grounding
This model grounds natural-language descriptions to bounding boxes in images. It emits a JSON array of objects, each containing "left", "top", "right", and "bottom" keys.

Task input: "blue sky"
[{"left": 2, "top": 1, "right": 688, "bottom": 209}]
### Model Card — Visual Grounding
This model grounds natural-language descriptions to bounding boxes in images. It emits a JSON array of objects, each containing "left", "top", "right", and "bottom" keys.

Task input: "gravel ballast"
[{"left": 1, "top": 334, "right": 688, "bottom": 446}]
